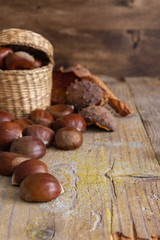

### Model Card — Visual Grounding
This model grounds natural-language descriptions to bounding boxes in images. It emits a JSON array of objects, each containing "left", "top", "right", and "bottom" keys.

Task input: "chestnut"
[
  {"left": 12, "top": 159, "right": 49, "bottom": 185},
  {"left": 14, "top": 118, "right": 34, "bottom": 131},
  {"left": 47, "top": 104, "right": 74, "bottom": 119},
  {"left": 23, "top": 125, "right": 55, "bottom": 147},
  {"left": 52, "top": 114, "right": 86, "bottom": 132},
  {"left": 0, "top": 110, "right": 14, "bottom": 122},
  {"left": 10, "top": 136, "right": 46, "bottom": 159},
  {"left": 20, "top": 173, "right": 62, "bottom": 202},
  {"left": 35, "top": 59, "right": 43, "bottom": 68},
  {"left": 0, "top": 122, "right": 22, "bottom": 151},
  {"left": 5, "top": 51, "right": 35, "bottom": 70},
  {"left": 55, "top": 127, "right": 83, "bottom": 150},
  {"left": 29, "top": 109, "right": 54, "bottom": 128},
  {"left": 0, "top": 47, "right": 13, "bottom": 69},
  {"left": 0, "top": 152, "right": 30, "bottom": 176}
]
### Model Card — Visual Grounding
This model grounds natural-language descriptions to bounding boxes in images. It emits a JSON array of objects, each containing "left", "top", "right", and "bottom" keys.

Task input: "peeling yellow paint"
[{"left": 26, "top": 220, "right": 49, "bottom": 240}]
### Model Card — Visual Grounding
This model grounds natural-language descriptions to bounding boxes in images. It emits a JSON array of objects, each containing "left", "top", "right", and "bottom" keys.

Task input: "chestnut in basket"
[
  {"left": 35, "top": 59, "right": 43, "bottom": 68},
  {"left": 23, "top": 125, "right": 55, "bottom": 147},
  {"left": 0, "top": 110, "right": 14, "bottom": 122},
  {"left": 52, "top": 114, "right": 86, "bottom": 132},
  {"left": 10, "top": 136, "right": 46, "bottom": 159},
  {"left": 0, "top": 47, "right": 13, "bottom": 69},
  {"left": 20, "top": 173, "right": 62, "bottom": 202},
  {"left": 29, "top": 109, "right": 54, "bottom": 128},
  {"left": 12, "top": 159, "right": 49, "bottom": 185},
  {"left": 5, "top": 51, "right": 35, "bottom": 70},
  {"left": 0, "top": 122, "right": 22, "bottom": 151},
  {"left": 55, "top": 127, "right": 83, "bottom": 150},
  {"left": 47, "top": 104, "right": 74, "bottom": 119}
]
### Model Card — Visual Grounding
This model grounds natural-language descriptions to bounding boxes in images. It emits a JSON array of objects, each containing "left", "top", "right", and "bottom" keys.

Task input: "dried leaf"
[
  {"left": 52, "top": 69, "right": 77, "bottom": 104},
  {"left": 83, "top": 74, "right": 133, "bottom": 116},
  {"left": 60, "top": 64, "right": 91, "bottom": 77}
]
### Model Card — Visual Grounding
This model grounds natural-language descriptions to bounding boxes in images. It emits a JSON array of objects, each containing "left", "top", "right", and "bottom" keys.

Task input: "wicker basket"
[{"left": 0, "top": 28, "right": 54, "bottom": 118}]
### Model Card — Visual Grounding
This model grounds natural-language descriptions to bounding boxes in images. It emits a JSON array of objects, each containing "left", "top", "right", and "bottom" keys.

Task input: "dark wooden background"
[{"left": 0, "top": 0, "right": 160, "bottom": 77}]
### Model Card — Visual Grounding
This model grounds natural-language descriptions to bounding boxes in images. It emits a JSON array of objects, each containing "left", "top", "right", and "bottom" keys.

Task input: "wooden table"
[{"left": 0, "top": 76, "right": 160, "bottom": 240}]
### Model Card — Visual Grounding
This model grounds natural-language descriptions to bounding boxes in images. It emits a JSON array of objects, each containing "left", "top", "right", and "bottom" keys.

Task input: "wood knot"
[
  {"left": 118, "top": 0, "right": 135, "bottom": 7},
  {"left": 127, "top": 30, "right": 141, "bottom": 49}
]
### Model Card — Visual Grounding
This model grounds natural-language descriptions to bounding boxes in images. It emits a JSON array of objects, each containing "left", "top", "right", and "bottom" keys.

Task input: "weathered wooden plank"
[
  {"left": 110, "top": 177, "right": 160, "bottom": 238},
  {"left": 1, "top": 1, "right": 160, "bottom": 76},
  {"left": 126, "top": 77, "right": 160, "bottom": 164},
  {"left": 0, "top": 77, "right": 159, "bottom": 239},
  {"left": 50, "top": 29, "right": 160, "bottom": 77},
  {"left": 1, "top": 28, "right": 160, "bottom": 77},
  {"left": 0, "top": 0, "right": 160, "bottom": 31},
  {"left": 102, "top": 77, "right": 160, "bottom": 177}
]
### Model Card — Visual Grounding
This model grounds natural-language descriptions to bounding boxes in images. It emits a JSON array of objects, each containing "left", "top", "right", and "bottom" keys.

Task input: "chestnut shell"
[
  {"left": 66, "top": 80, "right": 104, "bottom": 109},
  {"left": 79, "top": 105, "right": 117, "bottom": 131}
]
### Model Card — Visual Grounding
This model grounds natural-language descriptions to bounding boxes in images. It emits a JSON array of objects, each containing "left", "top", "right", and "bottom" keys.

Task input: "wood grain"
[
  {"left": 0, "top": 77, "right": 159, "bottom": 239},
  {"left": 110, "top": 177, "right": 160, "bottom": 238},
  {"left": 126, "top": 77, "right": 160, "bottom": 164},
  {"left": 0, "top": 0, "right": 160, "bottom": 31}
]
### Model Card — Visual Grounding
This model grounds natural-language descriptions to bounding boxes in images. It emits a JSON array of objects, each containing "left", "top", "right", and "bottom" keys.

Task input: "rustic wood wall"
[{"left": 0, "top": 0, "right": 160, "bottom": 77}]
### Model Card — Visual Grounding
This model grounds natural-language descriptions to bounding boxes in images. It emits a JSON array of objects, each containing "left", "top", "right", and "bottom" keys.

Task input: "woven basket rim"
[
  {"left": 0, "top": 63, "right": 53, "bottom": 75},
  {"left": 0, "top": 28, "right": 54, "bottom": 64}
]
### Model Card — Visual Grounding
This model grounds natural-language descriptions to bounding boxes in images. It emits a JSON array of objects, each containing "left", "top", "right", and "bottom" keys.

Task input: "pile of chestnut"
[
  {"left": 0, "top": 105, "right": 86, "bottom": 202},
  {"left": 0, "top": 46, "right": 43, "bottom": 70}
]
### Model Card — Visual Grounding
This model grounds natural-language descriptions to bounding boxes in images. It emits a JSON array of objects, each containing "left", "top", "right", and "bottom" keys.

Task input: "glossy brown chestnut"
[
  {"left": 12, "top": 159, "right": 49, "bottom": 185},
  {"left": 5, "top": 51, "right": 35, "bottom": 70},
  {"left": 47, "top": 104, "right": 74, "bottom": 119},
  {"left": 0, "top": 110, "right": 14, "bottom": 122},
  {"left": 0, "top": 47, "right": 13, "bottom": 69},
  {"left": 35, "top": 59, "right": 43, "bottom": 68},
  {"left": 23, "top": 125, "right": 55, "bottom": 147},
  {"left": 0, "top": 152, "right": 30, "bottom": 176},
  {"left": 52, "top": 114, "right": 86, "bottom": 132},
  {"left": 20, "top": 173, "right": 62, "bottom": 202},
  {"left": 10, "top": 136, "right": 46, "bottom": 159},
  {"left": 55, "top": 127, "right": 83, "bottom": 150},
  {"left": 0, "top": 122, "right": 22, "bottom": 151},
  {"left": 14, "top": 118, "right": 34, "bottom": 130},
  {"left": 29, "top": 109, "right": 54, "bottom": 128}
]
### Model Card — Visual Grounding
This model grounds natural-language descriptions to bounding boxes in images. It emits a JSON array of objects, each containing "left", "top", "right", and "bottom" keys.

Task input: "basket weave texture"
[{"left": 0, "top": 28, "right": 54, "bottom": 118}]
